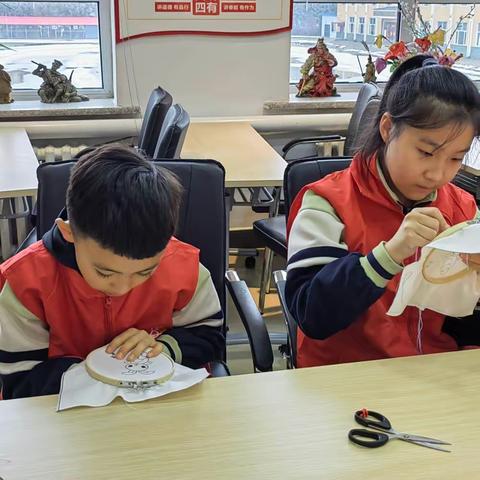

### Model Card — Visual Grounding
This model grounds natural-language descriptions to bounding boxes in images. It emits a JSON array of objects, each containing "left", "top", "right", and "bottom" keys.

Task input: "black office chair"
[
  {"left": 269, "top": 157, "right": 352, "bottom": 367},
  {"left": 137, "top": 87, "right": 173, "bottom": 157},
  {"left": 253, "top": 87, "right": 381, "bottom": 312},
  {"left": 282, "top": 82, "right": 381, "bottom": 161},
  {"left": 19, "top": 159, "right": 274, "bottom": 374},
  {"left": 153, "top": 104, "right": 190, "bottom": 159}
]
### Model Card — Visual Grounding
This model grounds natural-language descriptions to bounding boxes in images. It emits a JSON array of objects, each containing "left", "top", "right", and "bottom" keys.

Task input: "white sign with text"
[{"left": 115, "top": 0, "right": 292, "bottom": 41}]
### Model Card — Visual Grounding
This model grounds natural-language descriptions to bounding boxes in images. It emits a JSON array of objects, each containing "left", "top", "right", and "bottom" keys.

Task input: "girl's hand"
[
  {"left": 385, "top": 207, "right": 449, "bottom": 265},
  {"left": 460, "top": 253, "right": 480, "bottom": 271},
  {"left": 106, "top": 328, "right": 163, "bottom": 361}
]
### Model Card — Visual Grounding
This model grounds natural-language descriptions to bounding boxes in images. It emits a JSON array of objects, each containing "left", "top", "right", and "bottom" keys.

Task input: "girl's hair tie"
[{"left": 422, "top": 57, "right": 440, "bottom": 68}]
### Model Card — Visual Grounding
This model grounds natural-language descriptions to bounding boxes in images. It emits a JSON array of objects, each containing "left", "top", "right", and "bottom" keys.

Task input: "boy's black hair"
[
  {"left": 66, "top": 144, "right": 183, "bottom": 259},
  {"left": 359, "top": 54, "right": 480, "bottom": 164}
]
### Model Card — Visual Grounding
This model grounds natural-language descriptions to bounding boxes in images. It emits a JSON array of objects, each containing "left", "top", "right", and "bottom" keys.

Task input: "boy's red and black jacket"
[{"left": 0, "top": 219, "right": 224, "bottom": 399}]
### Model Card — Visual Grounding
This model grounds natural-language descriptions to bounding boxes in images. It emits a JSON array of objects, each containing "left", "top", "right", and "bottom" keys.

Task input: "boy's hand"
[
  {"left": 385, "top": 207, "right": 450, "bottom": 265},
  {"left": 106, "top": 328, "right": 163, "bottom": 362}
]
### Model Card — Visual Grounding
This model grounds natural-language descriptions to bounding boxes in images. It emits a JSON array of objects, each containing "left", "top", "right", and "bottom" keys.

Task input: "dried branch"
[{"left": 446, "top": 4, "right": 475, "bottom": 48}]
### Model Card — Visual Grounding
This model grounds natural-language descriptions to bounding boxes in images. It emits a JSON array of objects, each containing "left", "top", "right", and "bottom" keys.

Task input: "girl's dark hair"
[
  {"left": 66, "top": 144, "right": 183, "bottom": 259},
  {"left": 360, "top": 54, "right": 480, "bottom": 162}
]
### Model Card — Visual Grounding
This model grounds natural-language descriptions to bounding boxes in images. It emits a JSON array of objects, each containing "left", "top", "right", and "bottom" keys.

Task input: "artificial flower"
[
  {"left": 415, "top": 36, "right": 432, "bottom": 52},
  {"left": 428, "top": 29, "right": 445, "bottom": 46},
  {"left": 382, "top": 41, "right": 409, "bottom": 62},
  {"left": 375, "top": 57, "right": 387, "bottom": 74},
  {"left": 374, "top": 34, "right": 384, "bottom": 49}
]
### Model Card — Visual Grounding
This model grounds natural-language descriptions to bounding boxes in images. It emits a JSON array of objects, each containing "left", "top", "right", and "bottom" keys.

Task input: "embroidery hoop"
[
  {"left": 85, "top": 346, "right": 174, "bottom": 389},
  {"left": 422, "top": 250, "right": 471, "bottom": 284},
  {"left": 421, "top": 221, "right": 476, "bottom": 285}
]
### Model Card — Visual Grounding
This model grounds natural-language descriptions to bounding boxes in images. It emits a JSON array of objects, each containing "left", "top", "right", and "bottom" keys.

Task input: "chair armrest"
[
  {"left": 208, "top": 360, "right": 231, "bottom": 377},
  {"left": 273, "top": 270, "right": 297, "bottom": 368},
  {"left": 226, "top": 270, "right": 274, "bottom": 372},
  {"left": 282, "top": 135, "right": 345, "bottom": 157}
]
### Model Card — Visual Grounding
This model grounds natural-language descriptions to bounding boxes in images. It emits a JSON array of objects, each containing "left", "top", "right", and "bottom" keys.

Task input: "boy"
[{"left": 0, "top": 145, "right": 224, "bottom": 399}]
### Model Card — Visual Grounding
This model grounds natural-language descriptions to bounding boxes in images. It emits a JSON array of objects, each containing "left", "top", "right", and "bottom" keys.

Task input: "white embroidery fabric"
[{"left": 388, "top": 221, "right": 480, "bottom": 317}]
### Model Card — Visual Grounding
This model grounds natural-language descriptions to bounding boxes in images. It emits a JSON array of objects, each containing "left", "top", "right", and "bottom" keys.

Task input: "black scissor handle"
[
  {"left": 354, "top": 409, "right": 392, "bottom": 430},
  {"left": 348, "top": 429, "right": 389, "bottom": 448}
]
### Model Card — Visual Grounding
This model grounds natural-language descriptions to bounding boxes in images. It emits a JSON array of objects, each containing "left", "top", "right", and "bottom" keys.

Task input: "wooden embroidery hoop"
[
  {"left": 421, "top": 221, "right": 477, "bottom": 285},
  {"left": 85, "top": 347, "right": 175, "bottom": 389},
  {"left": 421, "top": 249, "right": 472, "bottom": 284}
]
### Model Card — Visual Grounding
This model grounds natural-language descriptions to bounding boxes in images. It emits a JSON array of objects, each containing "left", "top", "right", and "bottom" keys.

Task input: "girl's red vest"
[{"left": 288, "top": 156, "right": 478, "bottom": 367}]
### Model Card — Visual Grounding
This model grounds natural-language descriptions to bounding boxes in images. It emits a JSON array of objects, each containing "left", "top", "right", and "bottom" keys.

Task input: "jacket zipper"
[{"left": 104, "top": 296, "right": 113, "bottom": 344}]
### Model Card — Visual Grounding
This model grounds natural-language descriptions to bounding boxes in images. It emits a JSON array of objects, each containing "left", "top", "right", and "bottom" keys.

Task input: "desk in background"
[
  {"left": 182, "top": 122, "right": 285, "bottom": 188},
  {"left": 0, "top": 127, "right": 38, "bottom": 259},
  {"left": 1, "top": 349, "right": 479, "bottom": 479}
]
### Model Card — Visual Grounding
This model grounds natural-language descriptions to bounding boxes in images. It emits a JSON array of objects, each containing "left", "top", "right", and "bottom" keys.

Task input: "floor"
[{"left": 226, "top": 250, "right": 289, "bottom": 375}]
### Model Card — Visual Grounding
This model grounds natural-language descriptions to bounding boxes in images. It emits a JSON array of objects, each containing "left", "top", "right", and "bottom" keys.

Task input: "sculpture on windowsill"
[
  {"left": 0, "top": 64, "right": 13, "bottom": 104},
  {"left": 296, "top": 38, "right": 338, "bottom": 97},
  {"left": 31, "top": 59, "right": 89, "bottom": 103},
  {"left": 363, "top": 54, "right": 377, "bottom": 83}
]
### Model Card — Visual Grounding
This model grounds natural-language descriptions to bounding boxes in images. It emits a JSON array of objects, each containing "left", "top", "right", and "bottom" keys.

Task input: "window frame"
[{"left": 4, "top": 0, "right": 113, "bottom": 100}]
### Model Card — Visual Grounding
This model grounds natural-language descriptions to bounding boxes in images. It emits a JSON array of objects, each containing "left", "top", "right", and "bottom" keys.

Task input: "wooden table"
[
  {"left": 0, "top": 127, "right": 38, "bottom": 259},
  {"left": 181, "top": 122, "right": 286, "bottom": 188},
  {"left": 1, "top": 350, "right": 479, "bottom": 479}
]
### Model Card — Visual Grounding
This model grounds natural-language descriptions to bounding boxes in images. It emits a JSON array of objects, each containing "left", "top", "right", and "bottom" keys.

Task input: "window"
[
  {"left": 437, "top": 21, "right": 448, "bottom": 31},
  {"left": 349, "top": 16, "right": 355, "bottom": 34},
  {"left": 358, "top": 17, "right": 365, "bottom": 35},
  {"left": 455, "top": 22, "right": 468, "bottom": 45},
  {"left": 291, "top": 2, "right": 400, "bottom": 84},
  {"left": 0, "top": 0, "right": 112, "bottom": 99},
  {"left": 291, "top": 1, "right": 480, "bottom": 86}
]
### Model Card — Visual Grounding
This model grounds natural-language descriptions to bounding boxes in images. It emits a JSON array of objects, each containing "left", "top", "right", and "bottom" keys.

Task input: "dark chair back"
[
  {"left": 153, "top": 104, "right": 190, "bottom": 159},
  {"left": 284, "top": 157, "right": 352, "bottom": 219},
  {"left": 35, "top": 159, "right": 227, "bottom": 316},
  {"left": 280, "top": 156, "right": 352, "bottom": 365},
  {"left": 343, "top": 82, "right": 381, "bottom": 156},
  {"left": 137, "top": 87, "right": 173, "bottom": 157}
]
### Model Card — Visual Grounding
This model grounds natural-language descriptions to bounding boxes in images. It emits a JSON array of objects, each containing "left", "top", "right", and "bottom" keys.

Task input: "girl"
[{"left": 285, "top": 54, "right": 480, "bottom": 368}]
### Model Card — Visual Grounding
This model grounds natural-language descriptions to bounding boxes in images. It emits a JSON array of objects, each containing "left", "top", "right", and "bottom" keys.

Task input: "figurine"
[
  {"left": 31, "top": 59, "right": 89, "bottom": 103},
  {"left": 0, "top": 64, "right": 13, "bottom": 104},
  {"left": 363, "top": 54, "right": 377, "bottom": 83},
  {"left": 297, "top": 38, "right": 338, "bottom": 97}
]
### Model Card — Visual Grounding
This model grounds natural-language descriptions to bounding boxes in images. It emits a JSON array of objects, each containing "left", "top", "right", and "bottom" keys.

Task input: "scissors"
[{"left": 348, "top": 409, "right": 452, "bottom": 453}]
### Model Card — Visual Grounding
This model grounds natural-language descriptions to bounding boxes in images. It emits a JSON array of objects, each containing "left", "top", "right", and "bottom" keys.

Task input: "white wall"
[{"left": 115, "top": 32, "right": 291, "bottom": 117}]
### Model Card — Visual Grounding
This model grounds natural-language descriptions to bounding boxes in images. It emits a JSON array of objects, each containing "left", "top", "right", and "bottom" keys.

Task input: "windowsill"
[
  {"left": 0, "top": 99, "right": 141, "bottom": 121},
  {"left": 263, "top": 92, "right": 357, "bottom": 115}
]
